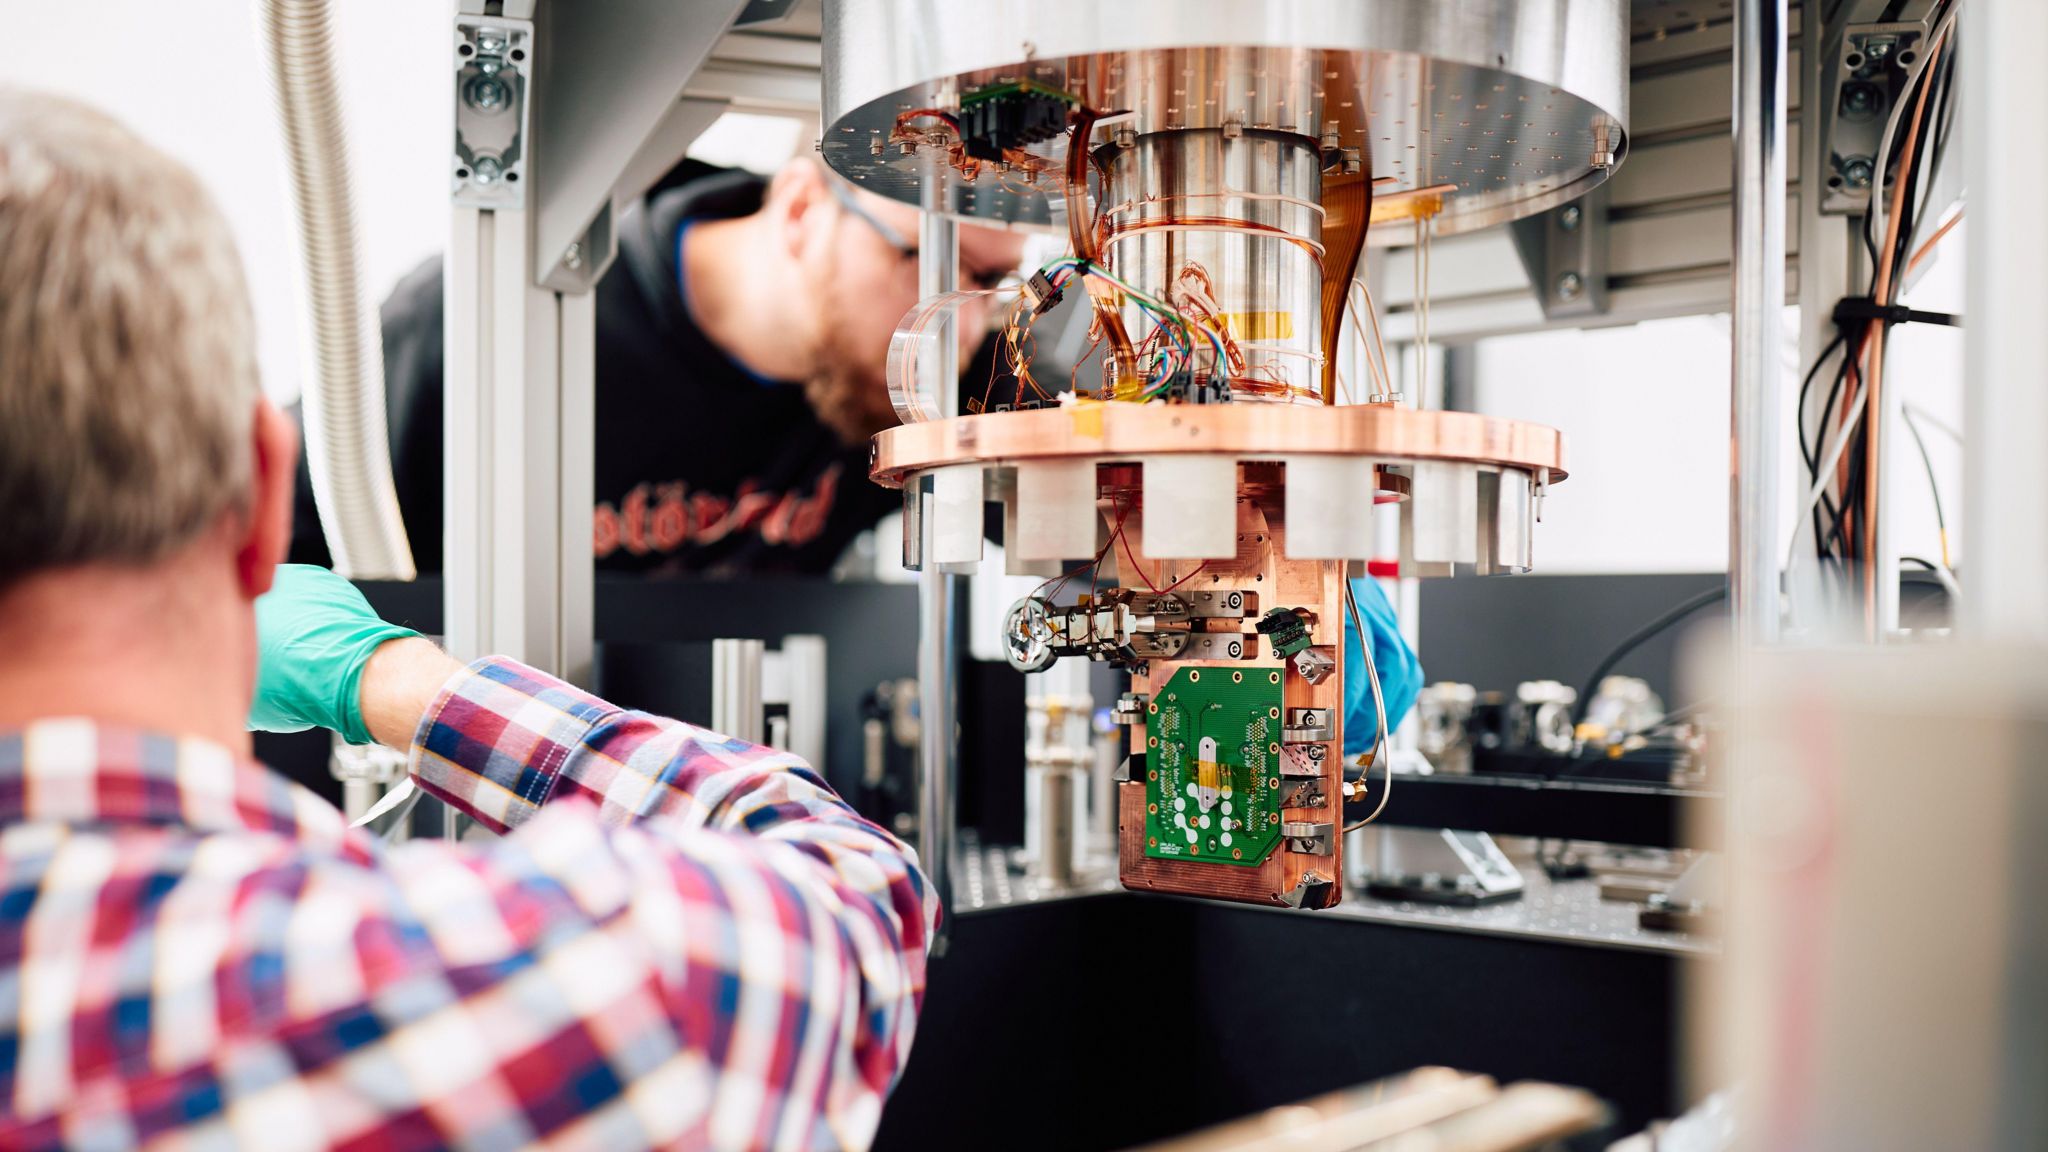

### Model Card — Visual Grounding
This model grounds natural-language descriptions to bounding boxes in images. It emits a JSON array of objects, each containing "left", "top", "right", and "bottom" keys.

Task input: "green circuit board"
[{"left": 1145, "top": 666, "right": 1285, "bottom": 867}]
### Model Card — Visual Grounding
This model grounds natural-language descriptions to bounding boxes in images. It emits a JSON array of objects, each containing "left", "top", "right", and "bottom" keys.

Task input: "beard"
[
  {"left": 802, "top": 255, "right": 899, "bottom": 445},
  {"left": 803, "top": 351, "right": 896, "bottom": 445}
]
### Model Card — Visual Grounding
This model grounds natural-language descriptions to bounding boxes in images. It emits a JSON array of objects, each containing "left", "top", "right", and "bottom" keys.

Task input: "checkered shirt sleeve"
[{"left": 398, "top": 655, "right": 940, "bottom": 1149}]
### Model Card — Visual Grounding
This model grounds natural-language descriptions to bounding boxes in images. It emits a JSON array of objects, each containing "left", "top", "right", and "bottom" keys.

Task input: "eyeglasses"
[{"left": 825, "top": 177, "right": 1013, "bottom": 292}]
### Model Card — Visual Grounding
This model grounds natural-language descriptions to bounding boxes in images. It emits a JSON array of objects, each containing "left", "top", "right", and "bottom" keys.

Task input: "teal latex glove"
[
  {"left": 249, "top": 564, "right": 422, "bottom": 746},
  {"left": 1343, "top": 576, "right": 1422, "bottom": 759}
]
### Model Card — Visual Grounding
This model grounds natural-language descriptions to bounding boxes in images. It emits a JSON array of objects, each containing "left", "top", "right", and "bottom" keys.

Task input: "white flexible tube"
[{"left": 259, "top": 0, "right": 416, "bottom": 579}]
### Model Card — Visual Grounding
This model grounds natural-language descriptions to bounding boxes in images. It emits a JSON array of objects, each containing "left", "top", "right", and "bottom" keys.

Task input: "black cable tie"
[{"left": 1832, "top": 297, "right": 1963, "bottom": 329}]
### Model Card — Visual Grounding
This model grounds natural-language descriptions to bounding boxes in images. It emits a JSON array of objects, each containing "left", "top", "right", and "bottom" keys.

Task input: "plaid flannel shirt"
[{"left": 0, "top": 657, "right": 935, "bottom": 1150}]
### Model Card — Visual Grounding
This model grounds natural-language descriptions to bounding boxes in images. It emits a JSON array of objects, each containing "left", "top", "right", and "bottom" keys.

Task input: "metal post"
[
  {"left": 1787, "top": 3, "right": 1860, "bottom": 637},
  {"left": 1965, "top": 0, "right": 2048, "bottom": 640},
  {"left": 916, "top": 168, "right": 960, "bottom": 949},
  {"left": 778, "top": 635, "right": 828, "bottom": 770},
  {"left": 1730, "top": 0, "right": 1788, "bottom": 645},
  {"left": 711, "top": 638, "right": 766, "bottom": 744}
]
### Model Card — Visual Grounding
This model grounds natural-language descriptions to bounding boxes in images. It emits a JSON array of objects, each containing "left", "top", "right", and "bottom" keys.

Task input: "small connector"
[
  {"left": 1026, "top": 269, "right": 1064, "bottom": 315},
  {"left": 1256, "top": 607, "right": 1316, "bottom": 659}
]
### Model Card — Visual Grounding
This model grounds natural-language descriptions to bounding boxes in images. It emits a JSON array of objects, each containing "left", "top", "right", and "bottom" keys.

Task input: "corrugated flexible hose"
[{"left": 258, "top": 0, "right": 416, "bottom": 579}]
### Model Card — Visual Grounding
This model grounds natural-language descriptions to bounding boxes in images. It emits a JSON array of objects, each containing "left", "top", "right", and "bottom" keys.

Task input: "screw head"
[
  {"left": 1844, "top": 85, "right": 1877, "bottom": 115},
  {"left": 471, "top": 155, "right": 503, "bottom": 185},
  {"left": 1843, "top": 157, "right": 1874, "bottom": 188},
  {"left": 1555, "top": 270, "right": 1584, "bottom": 302},
  {"left": 1558, "top": 204, "right": 1582, "bottom": 232},
  {"left": 564, "top": 242, "right": 582, "bottom": 270},
  {"left": 464, "top": 74, "right": 510, "bottom": 113}
]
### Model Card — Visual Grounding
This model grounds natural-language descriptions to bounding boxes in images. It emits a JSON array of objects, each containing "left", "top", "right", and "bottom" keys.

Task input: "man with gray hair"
[{"left": 0, "top": 89, "right": 933, "bottom": 1150}]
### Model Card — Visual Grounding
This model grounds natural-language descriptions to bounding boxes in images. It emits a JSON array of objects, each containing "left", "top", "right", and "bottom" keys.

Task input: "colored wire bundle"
[{"left": 1792, "top": 0, "right": 1961, "bottom": 625}]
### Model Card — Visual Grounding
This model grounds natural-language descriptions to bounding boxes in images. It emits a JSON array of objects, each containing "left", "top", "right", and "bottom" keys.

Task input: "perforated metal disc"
[{"left": 822, "top": 0, "right": 1630, "bottom": 237}]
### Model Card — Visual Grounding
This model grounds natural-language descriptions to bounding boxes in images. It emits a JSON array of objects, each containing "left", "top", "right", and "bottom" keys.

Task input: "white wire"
[
  {"left": 1785, "top": 6, "right": 1958, "bottom": 581},
  {"left": 1867, "top": 5, "right": 1959, "bottom": 286},
  {"left": 1916, "top": 558, "right": 1964, "bottom": 603},
  {"left": 1902, "top": 401, "right": 1962, "bottom": 444},
  {"left": 1784, "top": 374, "right": 1872, "bottom": 573},
  {"left": 1342, "top": 581, "right": 1394, "bottom": 832}
]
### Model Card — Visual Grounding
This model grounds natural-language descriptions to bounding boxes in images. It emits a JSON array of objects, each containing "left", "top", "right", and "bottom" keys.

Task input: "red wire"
[{"left": 1114, "top": 517, "right": 1162, "bottom": 593}]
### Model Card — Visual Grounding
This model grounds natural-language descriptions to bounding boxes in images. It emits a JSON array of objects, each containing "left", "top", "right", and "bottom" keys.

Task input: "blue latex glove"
[
  {"left": 249, "top": 564, "right": 422, "bottom": 745},
  {"left": 1343, "top": 576, "right": 1422, "bottom": 758}
]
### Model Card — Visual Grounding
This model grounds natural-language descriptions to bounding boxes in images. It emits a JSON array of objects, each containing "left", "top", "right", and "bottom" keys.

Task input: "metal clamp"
[
  {"left": 1279, "top": 742, "right": 1328, "bottom": 778},
  {"left": 1283, "top": 707, "right": 1334, "bottom": 743},
  {"left": 1292, "top": 648, "right": 1336, "bottom": 685},
  {"left": 453, "top": 18, "right": 532, "bottom": 208},
  {"left": 1112, "top": 693, "right": 1149, "bottom": 726},
  {"left": 1282, "top": 821, "right": 1336, "bottom": 856},
  {"left": 1280, "top": 780, "right": 1328, "bottom": 809}
]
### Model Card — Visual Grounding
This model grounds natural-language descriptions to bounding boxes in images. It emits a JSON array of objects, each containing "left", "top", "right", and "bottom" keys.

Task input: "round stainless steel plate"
[{"left": 822, "top": 0, "right": 1629, "bottom": 236}]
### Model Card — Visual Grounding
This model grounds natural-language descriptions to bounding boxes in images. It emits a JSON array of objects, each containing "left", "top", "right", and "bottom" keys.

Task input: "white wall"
[
  {"left": 1469, "top": 234, "right": 1966, "bottom": 579},
  {"left": 1471, "top": 314, "right": 1774, "bottom": 574},
  {"left": 1, "top": 0, "right": 449, "bottom": 407}
]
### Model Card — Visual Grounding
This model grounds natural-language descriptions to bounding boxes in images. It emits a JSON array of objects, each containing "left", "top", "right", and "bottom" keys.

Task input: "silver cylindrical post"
[
  {"left": 1099, "top": 128, "right": 1324, "bottom": 403},
  {"left": 1730, "top": 0, "right": 1788, "bottom": 645},
  {"left": 779, "top": 635, "right": 829, "bottom": 769},
  {"left": 1964, "top": 0, "right": 2048, "bottom": 639},
  {"left": 917, "top": 168, "right": 960, "bottom": 949},
  {"left": 711, "top": 638, "right": 766, "bottom": 744}
]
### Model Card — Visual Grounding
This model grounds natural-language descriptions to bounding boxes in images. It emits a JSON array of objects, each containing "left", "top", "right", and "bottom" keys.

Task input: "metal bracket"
[
  {"left": 453, "top": 18, "right": 532, "bottom": 209},
  {"left": 1280, "top": 870, "right": 1334, "bottom": 908},
  {"left": 1279, "top": 780, "right": 1328, "bottom": 810},
  {"left": 1509, "top": 187, "right": 1610, "bottom": 321},
  {"left": 1283, "top": 821, "right": 1336, "bottom": 856},
  {"left": 1818, "top": 9, "right": 1939, "bottom": 215},
  {"left": 1280, "top": 741, "right": 1327, "bottom": 778},
  {"left": 1180, "top": 633, "right": 1250, "bottom": 661},
  {"left": 1283, "top": 708, "right": 1334, "bottom": 744}
]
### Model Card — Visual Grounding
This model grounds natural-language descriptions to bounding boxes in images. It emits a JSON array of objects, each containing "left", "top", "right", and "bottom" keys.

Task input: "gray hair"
[{"left": 0, "top": 88, "right": 260, "bottom": 587}]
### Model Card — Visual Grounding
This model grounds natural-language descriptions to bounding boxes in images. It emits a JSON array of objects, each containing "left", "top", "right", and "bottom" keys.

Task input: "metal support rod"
[
  {"left": 916, "top": 168, "right": 960, "bottom": 950},
  {"left": 1730, "top": 0, "right": 1788, "bottom": 645},
  {"left": 711, "top": 638, "right": 767, "bottom": 745},
  {"left": 1965, "top": 0, "right": 2048, "bottom": 640}
]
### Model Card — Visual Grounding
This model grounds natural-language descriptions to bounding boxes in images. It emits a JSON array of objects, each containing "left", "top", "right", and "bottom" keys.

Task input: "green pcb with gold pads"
[{"left": 1144, "top": 666, "right": 1285, "bottom": 866}]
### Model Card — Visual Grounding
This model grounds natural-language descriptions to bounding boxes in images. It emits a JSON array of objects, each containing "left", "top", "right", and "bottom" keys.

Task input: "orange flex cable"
[
  {"left": 1317, "top": 57, "right": 1374, "bottom": 405},
  {"left": 1862, "top": 30, "right": 1946, "bottom": 628},
  {"left": 1065, "top": 108, "right": 1136, "bottom": 389}
]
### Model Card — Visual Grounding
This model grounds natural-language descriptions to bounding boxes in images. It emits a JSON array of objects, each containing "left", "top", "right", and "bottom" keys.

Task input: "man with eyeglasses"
[{"left": 289, "top": 156, "right": 1026, "bottom": 576}]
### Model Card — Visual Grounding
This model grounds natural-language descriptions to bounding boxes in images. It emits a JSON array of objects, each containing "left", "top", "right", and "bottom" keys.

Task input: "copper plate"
[{"left": 869, "top": 404, "right": 1568, "bottom": 488}]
